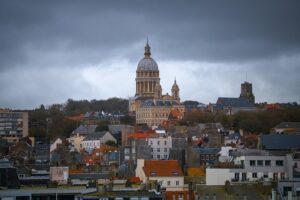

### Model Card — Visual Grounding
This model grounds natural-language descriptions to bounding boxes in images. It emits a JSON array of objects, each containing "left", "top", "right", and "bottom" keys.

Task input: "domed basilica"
[{"left": 129, "top": 40, "right": 185, "bottom": 127}]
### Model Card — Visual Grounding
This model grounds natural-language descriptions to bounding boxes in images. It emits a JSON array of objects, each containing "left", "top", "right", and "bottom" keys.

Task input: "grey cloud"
[{"left": 0, "top": 1, "right": 300, "bottom": 108}]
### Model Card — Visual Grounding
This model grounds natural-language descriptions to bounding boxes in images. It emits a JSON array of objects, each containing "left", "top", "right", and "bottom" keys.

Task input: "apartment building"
[{"left": 0, "top": 110, "right": 28, "bottom": 143}]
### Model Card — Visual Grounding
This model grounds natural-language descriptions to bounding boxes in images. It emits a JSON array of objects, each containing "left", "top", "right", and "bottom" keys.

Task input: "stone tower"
[
  {"left": 154, "top": 81, "right": 162, "bottom": 99},
  {"left": 171, "top": 79, "right": 180, "bottom": 102},
  {"left": 240, "top": 81, "right": 255, "bottom": 103},
  {"left": 135, "top": 40, "right": 160, "bottom": 98}
]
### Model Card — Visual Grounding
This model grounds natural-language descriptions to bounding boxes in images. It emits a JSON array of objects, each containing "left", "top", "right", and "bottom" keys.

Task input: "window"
[
  {"left": 164, "top": 154, "right": 168, "bottom": 159},
  {"left": 250, "top": 160, "right": 256, "bottom": 166},
  {"left": 257, "top": 160, "right": 263, "bottom": 166},
  {"left": 150, "top": 141, "right": 153, "bottom": 145},
  {"left": 242, "top": 173, "right": 247, "bottom": 181},
  {"left": 124, "top": 148, "right": 130, "bottom": 154},
  {"left": 252, "top": 173, "right": 257, "bottom": 178},
  {"left": 164, "top": 148, "right": 167, "bottom": 152},
  {"left": 151, "top": 148, "right": 153, "bottom": 152},
  {"left": 280, "top": 172, "right": 285, "bottom": 180},
  {"left": 235, "top": 173, "right": 239, "bottom": 181},
  {"left": 276, "top": 160, "right": 283, "bottom": 166},
  {"left": 167, "top": 181, "right": 171, "bottom": 186},
  {"left": 176, "top": 181, "right": 179, "bottom": 185},
  {"left": 157, "top": 148, "right": 160, "bottom": 152},
  {"left": 164, "top": 141, "right": 167, "bottom": 145},
  {"left": 157, "top": 155, "right": 160, "bottom": 159},
  {"left": 157, "top": 141, "right": 160, "bottom": 145},
  {"left": 265, "top": 160, "right": 271, "bottom": 166}
]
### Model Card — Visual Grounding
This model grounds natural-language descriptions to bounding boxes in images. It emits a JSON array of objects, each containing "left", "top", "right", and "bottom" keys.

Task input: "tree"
[
  {"left": 96, "top": 121, "right": 109, "bottom": 132},
  {"left": 105, "top": 140, "right": 117, "bottom": 147},
  {"left": 120, "top": 115, "right": 135, "bottom": 125}
]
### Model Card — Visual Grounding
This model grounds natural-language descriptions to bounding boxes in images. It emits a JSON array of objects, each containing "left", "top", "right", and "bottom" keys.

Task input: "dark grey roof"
[
  {"left": 141, "top": 99, "right": 179, "bottom": 107},
  {"left": 216, "top": 97, "right": 255, "bottom": 108},
  {"left": 69, "top": 173, "right": 109, "bottom": 180},
  {"left": 274, "top": 122, "right": 300, "bottom": 129},
  {"left": 192, "top": 147, "right": 220, "bottom": 155},
  {"left": 72, "top": 125, "right": 97, "bottom": 135},
  {"left": 83, "top": 132, "right": 108, "bottom": 141},
  {"left": 260, "top": 134, "right": 300, "bottom": 150},
  {"left": 108, "top": 124, "right": 127, "bottom": 134}
]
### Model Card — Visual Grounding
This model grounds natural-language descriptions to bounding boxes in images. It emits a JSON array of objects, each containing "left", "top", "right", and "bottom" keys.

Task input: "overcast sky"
[{"left": 1, "top": 1, "right": 300, "bottom": 109}]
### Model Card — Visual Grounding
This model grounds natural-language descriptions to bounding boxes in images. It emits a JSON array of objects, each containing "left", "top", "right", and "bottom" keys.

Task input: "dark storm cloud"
[
  {"left": 0, "top": 1, "right": 300, "bottom": 108},
  {"left": 1, "top": 1, "right": 300, "bottom": 67}
]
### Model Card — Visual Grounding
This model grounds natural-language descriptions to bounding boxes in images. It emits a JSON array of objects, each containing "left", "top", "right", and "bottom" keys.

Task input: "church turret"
[
  {"left": 171, "top": 79, "right": 180, "bottom": 102},
  {"left": 144, "top": 38, "right": 151, "bottom": 57},
  {"left": 154, "top": 81, "right": 162, "bottom": 99}
]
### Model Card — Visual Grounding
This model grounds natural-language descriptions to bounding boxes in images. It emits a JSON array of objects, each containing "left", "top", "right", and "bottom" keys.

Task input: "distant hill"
[{"left": 64, "top": 97, "right": 129, "bottom": 115}]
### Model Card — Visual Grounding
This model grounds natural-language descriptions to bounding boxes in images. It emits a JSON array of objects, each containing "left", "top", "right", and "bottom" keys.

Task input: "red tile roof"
[
  {"left": 128, "top": 176, "right": 141, "bottom": 184},
  {"left": 128, "top": 131, "right": 156, "bottom": 139},
  {"left": 143, "top": 160, "right": 183, "bottom": 177}
]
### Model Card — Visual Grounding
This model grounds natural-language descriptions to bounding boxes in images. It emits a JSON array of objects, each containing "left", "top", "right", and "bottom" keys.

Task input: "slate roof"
[
  {"left": 260, "top": 134, "right": 300, "bottom": 150},
  {"left": 72, "top": 125, "right": 97, "bottom": 135},
  {"left": 274, "top": 122, "right": 300, "bottom": 129},
  {"left": 108, "top": 125, "right": 127, "bottom": 134},
  {"left": 83, "top": 132, "right": 108, "bottom": 141},
  {"left": 69, "top": 173, "right": 109, "bottom": 180},
  {"left": 192, "top": 147, "right": 220, "bottom": 155},
  {"left": 143, "top": 160, "right": 183, "bottom": 177},
  {"left": 216, "top": 97, "right": 255, "bottom": 108},
  {"left": 141, "top": 99, "right": 179, "bottom": 107}
]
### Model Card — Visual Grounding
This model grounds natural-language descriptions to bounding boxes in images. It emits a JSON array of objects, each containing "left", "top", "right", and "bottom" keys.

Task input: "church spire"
[{"left": 144, "top": 37, "right": 151, "bottom": 57}]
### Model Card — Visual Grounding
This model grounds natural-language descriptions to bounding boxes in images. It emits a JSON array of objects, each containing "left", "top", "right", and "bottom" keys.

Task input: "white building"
[
  {"left": 277, "top": 152, "right": 300, "bottom": 197},
  {"left": 80, "top": 132, "right": 116, "bottom": 150},
  {"left": 148, "top": 136, "right": 172, "bottom": 160},
  {"left": 206, "top": 149, "right": 287, "bottom": 185},
  {"left": 136, "top": 159, "right": 185, "bottom": 190}
]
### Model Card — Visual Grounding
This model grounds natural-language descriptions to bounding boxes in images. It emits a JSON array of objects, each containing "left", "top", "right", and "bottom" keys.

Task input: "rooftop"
[
  {"left": 260, "top": 134, "right": 300, "bottom": 150},
  {"left": 274, "top": 122, "right": 300, "bottom": 129},
  {"left": 216, "top": 97, "right": 255, "bottom": 108},
  {"left": 72, "top": 125, "right": 97, "bottom": 135},
  {"left": 143, "top": 160, "right": 183, "bottom": 177}
]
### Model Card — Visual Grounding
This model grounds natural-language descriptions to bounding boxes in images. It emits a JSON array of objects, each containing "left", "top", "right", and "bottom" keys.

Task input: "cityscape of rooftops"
[{"left": 0, "top": 1, "right": 300, "bottom": 200}]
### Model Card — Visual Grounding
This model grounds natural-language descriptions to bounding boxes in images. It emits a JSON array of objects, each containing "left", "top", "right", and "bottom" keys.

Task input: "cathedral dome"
[{"left": 137, "top": 57, "right": 159, "bottom": 71}]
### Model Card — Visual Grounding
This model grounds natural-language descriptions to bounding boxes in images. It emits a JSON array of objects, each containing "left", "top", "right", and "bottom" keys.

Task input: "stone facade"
[{"left": 240, "top": 81, "right": 255, "bottom": 103}]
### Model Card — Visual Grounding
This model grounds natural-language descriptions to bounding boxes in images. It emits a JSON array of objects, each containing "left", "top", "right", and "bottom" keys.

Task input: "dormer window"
[
  {"left": 172, "top": 171, "right": 179, "bottom": 176},
  {"left": 150, "top": 172, "right": 157, "bottom": 176}
]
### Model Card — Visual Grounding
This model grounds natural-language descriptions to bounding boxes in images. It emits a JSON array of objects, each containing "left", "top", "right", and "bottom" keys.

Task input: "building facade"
[
  {"left": 0, "top": 110, "right": 28, "bottom": 143},
  {"left": 148, "top": 136, "right": 172, "bottom": 160},
  {"left": 206, "top": 149, "right": 287, "bottom": 185}
]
